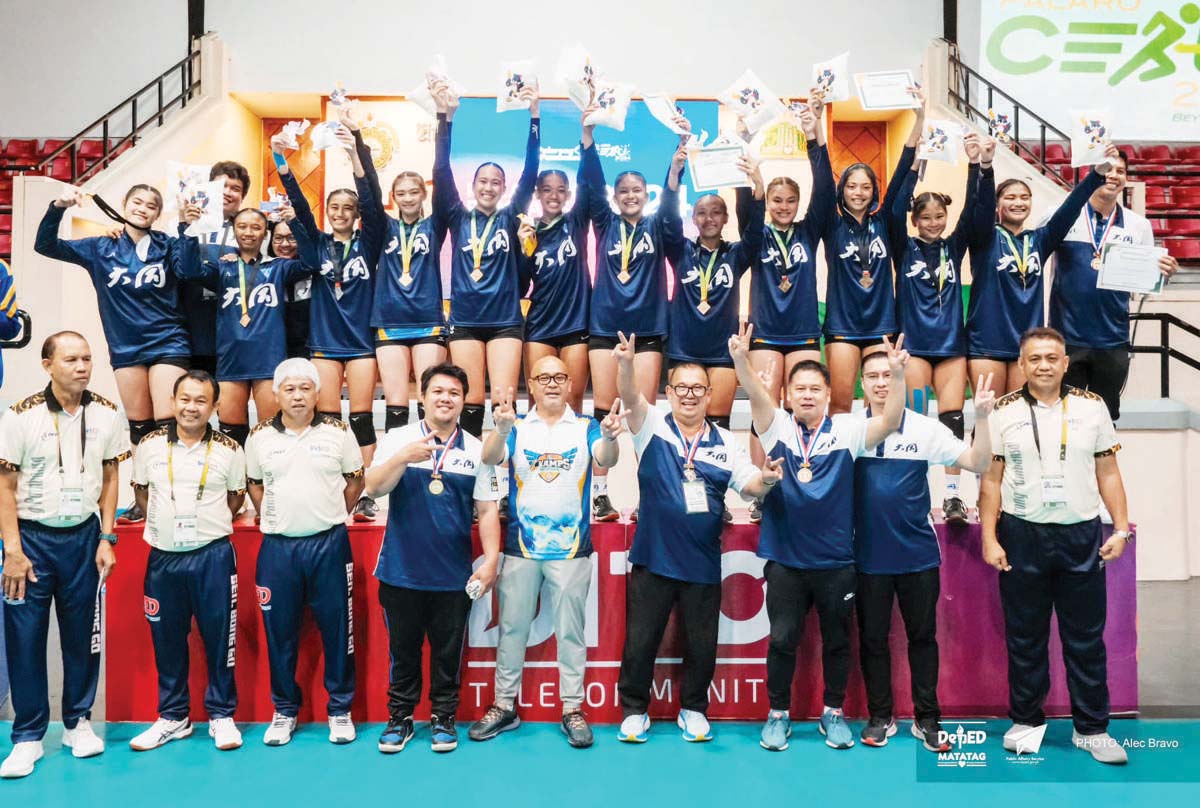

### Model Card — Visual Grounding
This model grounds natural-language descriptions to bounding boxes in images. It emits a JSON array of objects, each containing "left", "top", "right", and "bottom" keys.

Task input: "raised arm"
[
  {"left": 951, "top": 163, "right": 982, "bottom": 252},
  {"left": 729, "top": 322, "right": 778, "bottom": 436},
  {"left": 509, "top": 89, "right": 541, "bottom": 216},
  {"left": 578, "top": 107, "right": 612, "bottom": 228},
  {"left": 614, "top": 332, "right": 648, "bottom": 435},
  {"left": 660, "top": 143, "right": 688, "bottom": 266},
  {"left": 887, "top": 158, "right": 920, "bottom": 250},
  {"left": 34, "top": 191, "right": 98, "bottom": 268},
  {"left": 1041, "top": 144, "right": 1113, "bottom": 252},
  {"left": 271, "top": 134, "right": 320, "bottom": 239},
  {"left": 863, "top": 335, "right": 909, "bottom": 449},
  {"left": 736, "top": 186, "right": 766, "bottom": 266},
  {"left": 431, "top": 86, "right": 464, "bottom": 236},
  {"left": 804, "top": 142, "right": 838, "bottom": 240}
]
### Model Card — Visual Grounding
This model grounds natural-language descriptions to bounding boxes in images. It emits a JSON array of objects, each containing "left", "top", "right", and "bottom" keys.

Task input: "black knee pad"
[
  {"left": 218, "top": 421, "right": 250, "bottom": 447},
  {"left": 592, "top": 407, "right": 610, "bottom": 423},
  {"left": 385, "top": 405, "right": 410, "bottom": 432},
  {"left": 153, "top": 418, "right": 175, "bottom": 431},
  {"left": 416, "top": 402, "right": 426, "bottom": 421},
  {"left": 348, "top": 411, "right": 377, "bottom": 447},
  {"left": 461, "top": 404, "right": 485, "bottom": 438},
  {"left": 129, "top": 418, "right": 156, "bottom": 446},
  {"left": 939, "top": 409, "right": 965, "bottom": 441},
  {"left": 711, "top": 415, "right": 731, "bottom": 430}
]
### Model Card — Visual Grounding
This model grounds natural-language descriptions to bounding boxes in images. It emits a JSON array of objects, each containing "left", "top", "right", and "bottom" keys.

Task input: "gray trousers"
[{"left": 494, "top": 555, "right": 592, "bottom": 711}]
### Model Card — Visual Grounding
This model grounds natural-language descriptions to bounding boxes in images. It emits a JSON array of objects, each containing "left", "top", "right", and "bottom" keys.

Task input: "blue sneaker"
[
  {"left": 618, "top": 713, "right": 650, "bottom": 743},
  {"left": 759, "top": 710, "right": 791, "bottom": 751},
  {"left": 676, "top": 709, "right": 712, "bottom": 742},
  {"left": 818, "top": 707, "right": 854, "bottom": 749},
  {"left": 378, "top": 716, "right": 414, "bottom": 753},
  {"left": 430, "top": 714, "right": 458, "bottom": 753}
]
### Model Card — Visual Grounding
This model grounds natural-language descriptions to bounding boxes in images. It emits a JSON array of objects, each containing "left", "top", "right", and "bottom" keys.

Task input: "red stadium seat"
[
  {"left": 1045, "top": 143, "right": 1069, "bottom": 163},
  {"left": 1176, "top": 145, "right": 1200, "bottom": 164},
  {"left": 0, "top": 213, "right": 12, "bottom": 232},
  {"left": 0, "top": 234, "right": 11, "bottom": 257},
  {"left": 78, "top": 139, "right": 106, "bottom": 159},
  {"left": 2, "top": 139, "right": 37, "bottom": 160},
  {"left": 1058, "top": 165, "right": 1075, "bottom": 183},
  {"left": 1172, "top": 187, "right": 1200, "bottom": 207},
  {"left": 1115, "top": 144, "right": 1139, "bottom": 160},
  {"left": 38, "top": 139, "right": 67, "bottom": 158},
  {"left": 0, "top": 177, "right": 13, "bottom": 206},
  {"left": 1165, "top": 238, "right": 1200, "bottom": 260},
  {"left": 1140, "top": 144, "right": 1173, "bottom": 163},
  {"left": 1149, "top": 218, "right": 1170, "bottom": 236},
  {"left": 48, "top": 157, "right": 73, "bottom": 181},
  {"left": 1166, "top": 219, "right": 1200, "bottom": 236}
]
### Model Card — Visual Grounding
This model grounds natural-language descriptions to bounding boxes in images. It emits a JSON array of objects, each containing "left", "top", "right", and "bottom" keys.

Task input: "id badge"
[
  {"left": 683, "top": 479, "right": 708, "bottom": 514},
  {"left": 1041, "top": 475, "right": 1067, "bottom": 507},
  {"left": 173, "top": 515, "right": 200, "bottom": 547},
  {"left": 59, "top": 487, "right": 84, "bottom": 518}
]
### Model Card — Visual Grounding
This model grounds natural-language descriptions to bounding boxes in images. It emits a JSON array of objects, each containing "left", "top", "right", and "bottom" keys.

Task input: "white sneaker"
[
  {"left": 129, "top": 717, "right": 192, "bottom": 751},
  {"left": 1072, "top": 730, "right": 1128, "bottom": 765},
  {"left": 677, "top": 709, "right": 713, "bottom": 742},
  {"left": 328, "top": 713, "right": 356, "bottom": 744},
  {"left": 0, "top": 741, "right": 44, "bottom": 778},
  {"left": 61, "top": 719, "right": 105, "bottom": 758},
  {"left": 263, "top": 712, "right": 297, "bottom": 746},
  {"left": 209, "top": 718, "right": 243, "bottom": 751},
  {"left": 1002, "top": 723, "right": 1038, "bottom": 753},
  {"left": 617, "top": 713, "right": 650, "bottom": 743}
]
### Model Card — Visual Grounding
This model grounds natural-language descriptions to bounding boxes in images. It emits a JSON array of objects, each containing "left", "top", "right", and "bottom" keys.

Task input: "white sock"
[
  {"left": 593, "top": 476, "right": 608, "bottom": 496},
  {"left": 945, "top": 477, "right": 960, "bottom": 495}
]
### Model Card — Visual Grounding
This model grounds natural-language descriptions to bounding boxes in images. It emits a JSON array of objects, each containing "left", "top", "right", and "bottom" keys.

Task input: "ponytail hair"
[
  {"left": 910, "top": 191, "right": 953, "bottom": 217},
  {"left": 536, "top": 169, "right": 569, "bottom": 189},
  {"left": 614, "top": 170, "right": 647, "bottom": 189},
  {"left": 766, "top": 176, "right": 800, "bottom": 197},
  {"left": 391, "top": 171, "right": 427, "bottom": 195},
  {"left": 473, "top": 161, "right": 506, "bottom": 181},
  {"left": 995, "top": 178, "right": 1032, "bottom": 200},
  {"left": 326, "top": 188, "right": 360, "bottom": 208}
]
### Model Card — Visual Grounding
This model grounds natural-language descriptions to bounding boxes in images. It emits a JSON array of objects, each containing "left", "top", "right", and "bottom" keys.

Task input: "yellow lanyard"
[
  {"left": 936, "top": 245, "right": 949, "bottom": 294},
  {"left": 236, "top": 258, "right": 253, "bottom": 326},
  {"left": 167, "top": 436, "right": 214, "bottom": 505},
  {"left": 997, "top": 226, "right": 1032, "bottom": 284},
  {"left": 619, "top": 220, "right": 638, "bottom": 277},
  {"left": 470, "top": 212, "right": 498, "bottom": 273},
  {"left": 333, "top": 238, "right": 353, "bottom": 296},
  {"left": 769, "top": 225, "right": 794, "bottom": 270},
  {"left": 697, "top": 247, "right": 720, "bottom": 310},
  {"left": 398, "top": 218, "right": 424, "bottom": 279}
]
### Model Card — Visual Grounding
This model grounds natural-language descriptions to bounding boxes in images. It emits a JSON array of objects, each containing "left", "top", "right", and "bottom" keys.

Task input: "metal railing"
[
  {"left": 946, "top": 45, "right": 1074, "bottom": 189},
  {"left": 1130, "top": 313, "right": 1200, "bottom": 398},
  {"left": 3, "top": 48, "right": 202, "bottom": 185}
]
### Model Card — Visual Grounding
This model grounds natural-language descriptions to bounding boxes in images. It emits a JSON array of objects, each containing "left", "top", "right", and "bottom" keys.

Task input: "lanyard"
[
  {"left": 470, "top": 212, "right": 498, "bottom": 272},
  {"left": 1027, "top": 397, "right": 1069, "bottom": 466},
  {"left": 697, "top": 247, "right": 720, "bottom": 311},
  {"left": 769, "top": 225, "right": 794, "bottom": 270},
  {"left": 333, "top": 237, "right": 354, "bottom": 295},
  {"left": 236, "top": 258, "right": 257, "bottom": 327},
  {"left": 167, "top": 436, "right": 214, "bottom": 504},
  {"left": 398, "top": 218, "right": 424, "bottom": 279},
  {"left": 997, "top": 226, "right": 1032, "bottom": 284},
  {"left": 1085, "top": 204, "right": 1118, "bottom": 261},
  {"left": 618, "top": 220, "right": 638, "bottom": 278},
  {"left": 795, "top": 416, "right": 827, "bottom": 468},
  {"left": 51, "top": 407, "right": 87, "bottom": 476},
  {"left": 935, "top": 244, "right": 949, "bottom": 295},
  {"left": 421, "top": 421, "right": 459, "bottom": 478},
  {"left": 852, "top": 219, "right": 874, "bottom": 270},
  {"left": 669, "top": 417, "right": 706, "bottom": 471}
]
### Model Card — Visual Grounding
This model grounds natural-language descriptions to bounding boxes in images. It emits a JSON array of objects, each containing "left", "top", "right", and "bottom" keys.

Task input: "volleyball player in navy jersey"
[
  {"left": 34, "top": 185, "right": 191, "bottom": 523},
  {"left": 272, "top": 109, "right": 386, "bottom": 520},
  {"left": 966, "top": 144, "right": 1117, "bottom": 395},
  {"left": 174, "top": 208, "right": 313, "bottom": 438},
  {"left": 268, "top": 211, "right": 312, "bottom": 360},
  {"left": 889, "top": 132, "right": 995, "bottom": 523},
  {"left": 431, "top": 81, "right": 540, "bottom": 439},
  {"left": 517, "top": 105, "right": 607, "bottom": 415},
  {"left": 822, "top": 88, "right": 925, "bottom": 416}
]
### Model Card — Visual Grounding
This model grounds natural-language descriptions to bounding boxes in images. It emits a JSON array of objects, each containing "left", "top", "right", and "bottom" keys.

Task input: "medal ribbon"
[
  {"left": 1085, "top": 204, "right": 1118, "bottom": 263},
  {"left": 470, "top": 212, "right": 498, "bottom": 273},
  {"left": 670, "top": 418, "right": 706, "bottom": 471},
  {"left": 769, "top": 225, "right": 794, "bottom": 270},
  {"left": 399, "top": 218, "right": 424, "bottom": 279},
  {"left": 236, "top": 258, "right": 255, "bottom": 325},
  {"left": 168, "top": 435, "right": 214, "bottom": 504},
  {"left": 697, "top": 247, "right": 720, "bottom": 311},
  {"left": 619, "top": 220, "right": 637, "bottom": 277},
  {"left": 795, "top": 416, "right": 828, "bottom": 468},
  {"left": 997, "top": 226, "right": 1032, "bottom": 281},
  {"left": 421, "top": 421, "right": 459, "bottom": 478}
]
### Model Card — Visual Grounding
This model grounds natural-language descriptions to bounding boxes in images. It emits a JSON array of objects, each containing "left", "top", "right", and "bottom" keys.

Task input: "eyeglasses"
[
  {"left": 532, "top": 373, "right": 569, "bottom": 386},
  {"left": 669, "top": 383, "right": 710, "bottom": 399},
  {"left": 273, "top": 235, "right": 297, "bottom": 244}
]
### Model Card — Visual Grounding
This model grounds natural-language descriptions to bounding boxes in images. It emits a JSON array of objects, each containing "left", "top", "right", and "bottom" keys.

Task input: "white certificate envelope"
[
  {"left": 644, "top": 93, "right": 689, "bottom": 134},
  {"left": 688, "top": 144, "right": 749, "bottom": 192},
  {"left": 812, "top": 52, "right": 851, "bottom": 102},
  {"left": 917, "top": 120, "right": 965, "bottom": 165},
  {"left": 497, "top": 60, "right": 538, "bottom": 113},
  {"left": 1097, "top": 243, "right": 1166, "bottom": 294},
  {"left": 1071, "top": 109, "right": 1112, "bottom": 167},
  {"left": 855, "top": 71, "right": 920, "bottom": 111}
]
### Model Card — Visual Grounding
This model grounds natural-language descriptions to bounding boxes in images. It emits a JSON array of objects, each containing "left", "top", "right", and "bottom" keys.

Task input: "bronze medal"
[
  {"left": 470, "top": 269, "right": 484, "bottom": 282},
  {"left": 779, "top": 275, "right": 792, "bottom": 293},
  {"left": 399, "top": 273, "right": 413, "bottom": 287},
  {"left": 617, "top": 270, "right": 632, "bottom": 284},
  {"left": 860, "top": 271, "right": 873, "bottom": 289},
  {"left": 697, "top": 301, "right": 711, "bottom": 315},
  {"left": 1091, "top": 254, "right": 1102, "bottom": 271},
  {"left": 239, "top": 314, "right": 251, "bottom": 328}
]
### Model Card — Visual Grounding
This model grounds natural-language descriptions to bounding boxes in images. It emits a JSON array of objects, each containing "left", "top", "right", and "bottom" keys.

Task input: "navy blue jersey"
[
  {"left": 433, "top": 115, "right": 539, "bottom": 329},
  {"left": 522, "top": 143, "right": 608, "bottom": 342},
  {"left": 891, "top": 164, "right": 993, "bottom": 357},
  {"left": 174, "top": 238, "right": 311, "bottom": 381},
  {"left": 281, "top": 131, "right": 384, "bottom": 356},
  {"left": 822, "top": 146, "right": 917, "bottom": 339},
  {"left": 34, "top": 203, "right": 191, "bottom": 367},
  {"left": 588, "top": 162, "right": 684, "bottom": 339},
  {"left": 740, "top": 143, "right": 834, "bottom": 343},
  {"left": 1049, "top": 201, "right": 1155, "bottom": 350},
  {"left": 180, "top": 222, "right": 236, "bottom": 357},
  {"left": 667, "top": 189, "right": 763, "bottom": 364},
  {"left": 966, "top": 170, "right": 1105, "bottom": 359}
]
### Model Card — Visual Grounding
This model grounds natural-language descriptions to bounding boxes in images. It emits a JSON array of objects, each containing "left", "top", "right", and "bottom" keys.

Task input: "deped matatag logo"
[{"left": 937, "top": 722, "right": 989, "bottom": 769}]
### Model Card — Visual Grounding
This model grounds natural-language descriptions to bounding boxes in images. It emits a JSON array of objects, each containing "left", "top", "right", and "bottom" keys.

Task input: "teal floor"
[{"left": 2, "top": 719, "right": 1198, "bottom": 804}]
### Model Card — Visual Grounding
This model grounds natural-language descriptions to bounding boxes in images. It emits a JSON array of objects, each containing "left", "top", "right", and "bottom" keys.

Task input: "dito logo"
[
  {"left": 257, "top": 586, "right": 272, "bottom": 611},
  {"left": 144, "top": 596, "right": 161, "bottom": 622}
]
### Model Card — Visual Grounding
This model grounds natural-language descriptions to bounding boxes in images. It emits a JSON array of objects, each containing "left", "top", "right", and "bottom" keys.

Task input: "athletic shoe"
[
  {"left": 860, "top": 716, "right": 898, "bottom": 747},
  {"left": 677, "top": 709, "right": 712, "bottom": 742},
  {"left": 759, "top": 710, "right": 791, "bottom": 751},
  {"left": 0, "top": 741, "right": 43, "bottom": 778},
  {"left": 1072, "top": 730, "right": 1128, "bottom": 765},
  {"left": 328, "top": 714, "right": 356, "bottom": 744},
  {"left": 130, "top": 717, "right": 192, "bottom": 751},
  {"left": 352, "top": 495, "right": 378, "bottom": 522},
  {"left": 498, "top": 496, "right": 510, "bottom": 521},
  {"left": 209, "top": 718, "right": 242, "bottom": 751},
  {"left": 749, "top": 501, "right": 762, "bottom": 524},
  {"left": 911, "top": 718, "right": 950, "bottom": 752},
  {"left": 61, "top": 718, "right": 105, "bottom": 758},
  {"left": 943, "top": 497, "right": 968, "bottom": 526},
  {"left": 818, "top": 707, "right": 854, "bottom": 749},
  {"left": 618, "top": 713, "right": 650, "bottom": 743},
  {"left": 1002, "top": 723, "right": 1038, "bottom": 753},
  {"left": 378, "top": 716, "right": 415, "bottom": 754},
  {"left": 430, "top": 714, "right": 458, "bottom": 752},
  {"left": 593, "top": 494, "right": 619, "bottom": 522},
  {"left": 561, "top": 710, "right": 594, "bottom": 748},
  {"left": 117, "top": 502, "right": 145, "bottom": 524},
  {"left": 263, "top": 712, "right": 297, "bottom": 746},
  {"left": 468, "top": 704, "right": 521, "bottom": 741}
]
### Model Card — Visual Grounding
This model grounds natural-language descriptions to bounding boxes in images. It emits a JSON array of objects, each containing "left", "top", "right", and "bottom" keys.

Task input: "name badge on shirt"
[
  {"left": 59, "top": 487, "right": 84, "bottom": 519},
  {"left": 1041, "top": 474, "right": 1067, "bottom": 507},
  {"left": 173, "top": 515, "right": 201, "bottom": 547},
  {"left": 683, "top": 479, "right": 708, "bottom": 514}
]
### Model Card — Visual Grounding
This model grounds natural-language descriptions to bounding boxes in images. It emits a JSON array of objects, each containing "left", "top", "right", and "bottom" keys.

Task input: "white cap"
[{"left": 272, "top": 358, "right": 321, "bottom": 392}]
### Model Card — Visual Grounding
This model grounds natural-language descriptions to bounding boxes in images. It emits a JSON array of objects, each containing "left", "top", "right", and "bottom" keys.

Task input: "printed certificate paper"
[
  {"left": 855, "top": 71, "right": 921, "bottom": 111},
  {"left": 1097, "top": 243, "right": 1166, "bottom": 295},
  {"left": 688, "top": 144, "right": 749, "bottom": 192}
]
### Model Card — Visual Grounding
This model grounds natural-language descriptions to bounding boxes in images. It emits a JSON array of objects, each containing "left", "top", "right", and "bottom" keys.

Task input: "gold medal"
[
  {"left": 617, "top": 270, "right": 631, "bottom": 284},
  {"left": 239, "top": 314, "right": 251, "bottom": 328},
  {"left": 797, "top": 466, "right": 813, "bottom": 484},
  {"left": 399, "top": 273, "right": 413, "bottom": 287},
  {"left": 779, "top": 275, "right": 792, "bottom": 293},
  {"left": 1091, "top": 254, "right": 1102, "bottom": 271},
  {"left": 697, "top": 301, "right": 711, "bottom": 315},
  {"left": 428, "top": 477, "right": 444, "bottom": 495},
  {"left": 470, "top": 269, "right": 484, "bottom": 282},
  {"left": 860, "top": 271, "right": 873, "bottom": 289}
]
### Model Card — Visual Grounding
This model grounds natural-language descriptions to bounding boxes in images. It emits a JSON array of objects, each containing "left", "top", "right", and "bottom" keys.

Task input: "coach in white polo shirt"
[
  {"left": 245, "top": 358, "right": 364, "bottom": 748},
  {"left": 468, "top": 357, "right": 623, "bottom": 749},
  {"left": 0, "top": 331, "right": 128, "bottom": 779},
  {"left": 980, "top": 326, "right": 1131, "bottom": 765},
  {"left": 129, "top": 370, "right": 246, "bottom": 753}
]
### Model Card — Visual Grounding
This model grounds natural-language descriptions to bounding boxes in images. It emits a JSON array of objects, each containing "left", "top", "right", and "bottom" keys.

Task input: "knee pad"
[
  {"left": 711, "top": 415, "right": 731, "bottom": 430},
  {"left": 592, "top": 407, "right": 610, "bottom": 423},
  {"left": 384, "top": 405, "right": 410, "bottom": 432},
  {"left": 416, "top": 402, "right": 426, "bottom": 421},
  {"left": 129, "top": 418, "right": 156, "bottom": 446},
  {"left": 349, "top": 411, "right": 377, "bottom": 447},
  {"left": 939, "top": 409, "right": 965, "bottom": 441},
  {"left": 461, "top": 404, "right": 485, "bottom": 438},
  {"left": 908, "top": 386, "right": 931, "bottom": 416},
  {"left": 154, "top": 418, "right": 175, "bottom": 431},
  {"left": 218, "top": 421, "right": 250, "bottom": 447}
]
